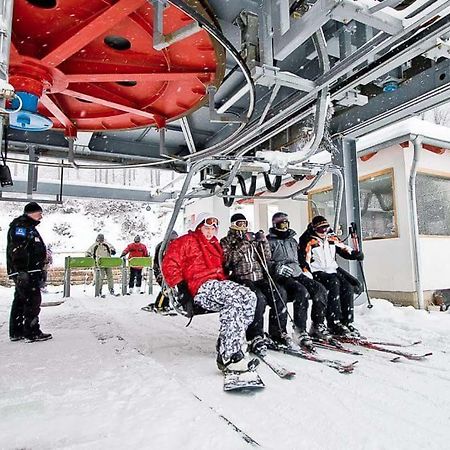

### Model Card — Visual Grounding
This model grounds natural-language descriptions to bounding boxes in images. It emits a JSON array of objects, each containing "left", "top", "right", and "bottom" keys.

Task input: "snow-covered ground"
[{"left": 1, "top": 286, "right": 449, "bottom": 450}]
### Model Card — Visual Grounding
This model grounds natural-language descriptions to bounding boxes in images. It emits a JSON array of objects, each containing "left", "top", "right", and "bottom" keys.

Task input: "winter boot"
[
  {"left": 329, "top": 321, "right": 350, "bottom": 336},
  {"left": 309, "top": 322, "right": 332, "bottom": 341},
  {"left": 25, "top": 330, "right": 53, "bottom": 342},
  {"left": 270, "top": 332, "right": 295, "bottom": 348},
  {"left": 295, "top": 330, "right": 315, "bottom": 352},
  {"left": 344, "top": 323, "right": 360, "bottom": 337},
  {"left": 248, "top": 336, "right": 268, "bottom": 355},
  {"left": 217, "top": 350, "right": 254, "bottom": 372}
]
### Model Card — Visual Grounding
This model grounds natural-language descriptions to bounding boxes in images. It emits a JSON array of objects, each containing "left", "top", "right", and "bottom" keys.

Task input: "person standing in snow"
[
  {"left": 120, "top": 235, "right": 149, "bottom": 294},
  {"left": 6, "top": 202, "right": 52, "bottom": 342},
  {"left": 267, "top": 212, "right": 329, "bottom": 348},
  {"left": 298, "top": 215, "right": 364, "bottom": 336},
  {"left": 220, "top": 213, "right": 286, "bottom": 354},
  {"left": 148, "top": 230, "right": 178, "bottom": 311},
  {"left": 86, "top": 233, "right": 117, "bottom": 296},
  {"left": 162, "top": 212, "right": 257, "bottom": 372}
]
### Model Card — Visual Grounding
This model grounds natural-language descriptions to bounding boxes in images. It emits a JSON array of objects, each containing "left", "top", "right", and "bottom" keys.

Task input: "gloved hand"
[
  {"left": 354, "top": 251, "right": 364, "bottom": 261},
  {"left": 302, "top": 271, "right": 313, "bottom": 280},
  {"left": 176, "top": 280, "right": 194, "bottom": 317},
  {"left": 255, "top": 230, "right": 267, "bottom": 242},
  {"left": 111, "top": 249, "right": 116, "bottom": 256},
  {"left": 277, "top": 264, "right": 294, "bottom": 278},
  {"left": 15, "top": 271, "right": 30, "bottom": 288},
  {"left": 120, "top": 253, "right": 126, "bottom": 259},
  {"left": 244, "top": 232, "right": 255, "bottom": 242},
  {"left": 176, "top": 281, "right": 192, "bottom": 305}
]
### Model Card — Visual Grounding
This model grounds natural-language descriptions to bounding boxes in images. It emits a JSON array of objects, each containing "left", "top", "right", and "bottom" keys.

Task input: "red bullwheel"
[{"left": 10, "top": 0, "right": 225, "bottom": 135}]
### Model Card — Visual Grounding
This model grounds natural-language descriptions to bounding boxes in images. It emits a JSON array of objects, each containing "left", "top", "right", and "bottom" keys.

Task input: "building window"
[
  {"left": 359, "top": 169, "right": 397, "bottom": 239},
  {"left": 416, "top": 172, "right": 450, "bottom": 236},
  {"left": 308, "top": 188, "right": 335, "bottom": 224},
  {"left": 308, "top": 169, "right": 397, "bottom": 239}
]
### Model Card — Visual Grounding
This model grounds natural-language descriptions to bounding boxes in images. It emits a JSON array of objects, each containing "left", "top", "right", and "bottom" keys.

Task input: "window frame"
[
  {"left": 308, "top": 168, "right": 399, "bottom": 241},
  {"left": 416, "top": 169, "right": 450, "bottom": 238}
]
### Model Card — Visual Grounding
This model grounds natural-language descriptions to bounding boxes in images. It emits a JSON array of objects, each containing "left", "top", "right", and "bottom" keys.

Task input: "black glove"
[
  {"left": 15, "top": 271, "right": 30, "bottom": 289},
  {"left": 354, "top": 251, "right": 364, "bottom": 261},
  {"left": 111, "top": 249, "right": 116, "bottom": 256},
  {"left": 255, "top": 230, "right": 267, "bottom": 242},
  {"left": 176, "top": 281, "right": 194, "bottom": 317},
  {"left": 120, "top": 253, "right": 126, "bottom": 259},
  {"left": 276, "top": 264, "right": 294, "bottom": 278},
  {"left": 244, "top": 232, "right": 255, "bottom": 242}
]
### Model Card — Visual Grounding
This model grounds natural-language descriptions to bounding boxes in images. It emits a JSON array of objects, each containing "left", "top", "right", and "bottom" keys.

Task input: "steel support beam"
[
  {"left": 332, "top": 59, "right": 450, "bottom": 138},
  {"left": 1, "top": 179, "right": 176, "bottom": 202},
  {"left": 332, "top": 138, "right": 362, "bottom": 279}
]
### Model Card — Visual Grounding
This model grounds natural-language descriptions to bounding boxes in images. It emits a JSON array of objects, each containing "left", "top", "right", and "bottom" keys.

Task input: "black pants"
[
  {"left": 294, "top": 275, "right": 327, "bottom": 326},
  {"left": 9, "top": 272, "right": 42, "bottom": 339},
  {"left": 240, "top": 279, "right": 286, "bottom": 342},
  {"left": 129, "top": 268, "right": 143, "bottom": 288},
  {"left": 313, "top": 271, "right": 355, "bottom": 326},
  {"left": 274, "top": 277, "right": 309, "bottom": 333}
]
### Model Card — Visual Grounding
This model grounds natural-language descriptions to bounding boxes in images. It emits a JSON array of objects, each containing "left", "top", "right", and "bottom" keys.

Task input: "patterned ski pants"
[{"left": 194, "top": 280, "right": 257, "bottom": 360}]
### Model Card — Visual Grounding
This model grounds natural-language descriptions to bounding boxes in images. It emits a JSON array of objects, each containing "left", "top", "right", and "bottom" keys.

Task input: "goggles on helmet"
[
  {"left": 202, "top": 217, "right": 219, "bottom": 228},
  {"left": 231, "top": 219, "right": 248, "bottom": 231},
  {"left": 275, "top": 219, "right": 290, "bottom": 231},
  {"left": 315, "top": 225, "right": 330, "bottom": 234}
]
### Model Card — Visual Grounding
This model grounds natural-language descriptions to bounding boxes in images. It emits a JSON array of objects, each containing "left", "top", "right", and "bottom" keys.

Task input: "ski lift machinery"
[{"left": 157, "top": 23, "right": 345, "bottom": 315}]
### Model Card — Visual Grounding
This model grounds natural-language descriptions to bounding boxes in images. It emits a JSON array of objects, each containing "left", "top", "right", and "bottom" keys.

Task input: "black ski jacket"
[{"left": 6, "top": 214, "right": 47, "bottom": 276}]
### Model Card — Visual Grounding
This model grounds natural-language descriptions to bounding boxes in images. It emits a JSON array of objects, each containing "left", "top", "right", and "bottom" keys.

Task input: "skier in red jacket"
[
  {"left": 162, "top": 212, "right": 257, "bottom": 372},
  {"left": 120, "top": 235, "right": 149, "bottom": 294}
]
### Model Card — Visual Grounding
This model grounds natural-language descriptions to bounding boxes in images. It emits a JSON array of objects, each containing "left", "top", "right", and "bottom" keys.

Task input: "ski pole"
[
  {"left": 350, "top": 222, "right": 373, "bottom": 309},
  {"left": 255, "top": 245, "right": 296, "bottom": 327},
  {"left": 255, "top": 246, "right": 285, "bottom": 336}
]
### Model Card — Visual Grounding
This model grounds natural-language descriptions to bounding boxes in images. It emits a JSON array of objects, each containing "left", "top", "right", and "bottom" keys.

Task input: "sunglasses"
[
  {"left": 202, "top": 217, "right": 219, "bottom": 228},
  {"left": 315, "top": 226, "right": 330, "bottom": 234},
  {"left": 275, "top": 220, "right": 289, "bottom": 230},
  {"left": 232, "top": 220, "right": 248, "bottom": 228}
]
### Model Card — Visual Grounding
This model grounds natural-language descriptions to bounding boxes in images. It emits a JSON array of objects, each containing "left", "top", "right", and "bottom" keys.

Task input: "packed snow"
[{"left": 1, "top": 286, "right": 449, "bottom": 450}]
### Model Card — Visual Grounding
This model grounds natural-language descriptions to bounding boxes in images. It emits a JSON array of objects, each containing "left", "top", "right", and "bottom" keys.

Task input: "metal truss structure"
[{"left": 1, "top": 0, "right": 450, "bottom": 204}]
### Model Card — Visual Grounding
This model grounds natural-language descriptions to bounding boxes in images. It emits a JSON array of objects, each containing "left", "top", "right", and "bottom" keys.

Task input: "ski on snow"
[
  {"left": 266, "top": 341, "right": 357, "bottom": 374},
  {"left": 335, "top": 336, "right": 432, "bottom": 361},
  {"left": 251, "top": 349, "right": 296, "bottom": 379},
  {"left": 311, "top": 337, "right": 362, "bottom": 356},
  {"left": 223, "top": 358, "right": 265, "bottom": 392}
]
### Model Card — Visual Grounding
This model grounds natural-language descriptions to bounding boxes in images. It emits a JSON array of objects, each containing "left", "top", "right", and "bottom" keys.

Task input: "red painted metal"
[{"left": 10, "top": 0, "right": 225, "bottom": 135}]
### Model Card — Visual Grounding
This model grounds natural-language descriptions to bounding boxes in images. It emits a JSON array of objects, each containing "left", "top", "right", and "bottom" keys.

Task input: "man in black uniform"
[{"left": 7, "top": 202, "right": 52, "bottom": 342}]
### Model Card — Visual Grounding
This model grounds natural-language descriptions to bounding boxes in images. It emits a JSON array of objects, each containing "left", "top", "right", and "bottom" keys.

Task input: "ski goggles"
[
  {"left": 202, "top": 217, "right": 219, "bottom": 228},
  {"left": 275, "top": 219, "right": 289, "bottom": 230},
  {"left": 314, "top": 225, "right": 330, "bottom": 234},
  {"left": 231, "top": 220, "right": 248, "bottom": 228}
]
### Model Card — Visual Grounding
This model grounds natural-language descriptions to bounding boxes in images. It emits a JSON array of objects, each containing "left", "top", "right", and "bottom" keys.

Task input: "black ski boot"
[
  {"left": 25, "top": 330, "right": 53, "bottom": 342},
  {"left": 329, "top": 321, "right": 350, "bottom": 336},
  {"left": 217, "top": 350, "right": 254, "bottom": 372},
  {"left": 248, "top": 336, "right": 268, "bottom": 355}
]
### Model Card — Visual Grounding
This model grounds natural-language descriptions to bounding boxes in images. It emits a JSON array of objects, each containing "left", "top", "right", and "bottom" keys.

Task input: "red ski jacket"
[
  {"left": 121, "top": 243, "right": 149, "bottom": 259},
  {"left": 162, "top": 229, "right": 227, "bottom": 296}
]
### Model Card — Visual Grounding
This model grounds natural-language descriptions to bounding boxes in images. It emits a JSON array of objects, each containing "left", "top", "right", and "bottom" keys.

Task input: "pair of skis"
[{"left": 312, "top": 335, "right": 432, "bottom": 361}]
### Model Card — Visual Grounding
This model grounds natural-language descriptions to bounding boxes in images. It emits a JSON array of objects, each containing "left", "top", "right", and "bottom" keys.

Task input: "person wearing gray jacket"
[
  {"left": 86, "top": 233, "right": 117, "bottom": 296},
  {"left": 267, "top": 212, "right": 329, "bottom": 348}
]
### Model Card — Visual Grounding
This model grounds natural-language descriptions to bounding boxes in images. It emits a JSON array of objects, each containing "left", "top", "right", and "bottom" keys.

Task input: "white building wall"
[{"left": 403, "top": 146, "right": 450, "bottom": 291}]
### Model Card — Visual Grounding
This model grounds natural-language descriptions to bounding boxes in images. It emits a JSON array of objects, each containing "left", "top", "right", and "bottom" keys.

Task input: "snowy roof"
[{"left": 356, "top": 118, "right": 450, "bottom": 152}]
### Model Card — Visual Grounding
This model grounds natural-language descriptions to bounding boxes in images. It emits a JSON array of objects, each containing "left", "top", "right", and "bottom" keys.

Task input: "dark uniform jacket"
[
  {"left": 220, "top": 230, "right": 271, "bottom": 282},
  {"left": 6, "top": 214, "right": 47, "bottom": 276}
]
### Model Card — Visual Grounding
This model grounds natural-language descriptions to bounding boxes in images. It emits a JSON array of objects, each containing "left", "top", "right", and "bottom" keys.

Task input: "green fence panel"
[
  {"left": 98, "top": 257, "right": 123, "bottom": 268},
  {"left": 69, "top": 257, "right": 96, "bottom": 268},
  {"left": 129, "top": 257, "right": 152, "bottom": 268}
]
